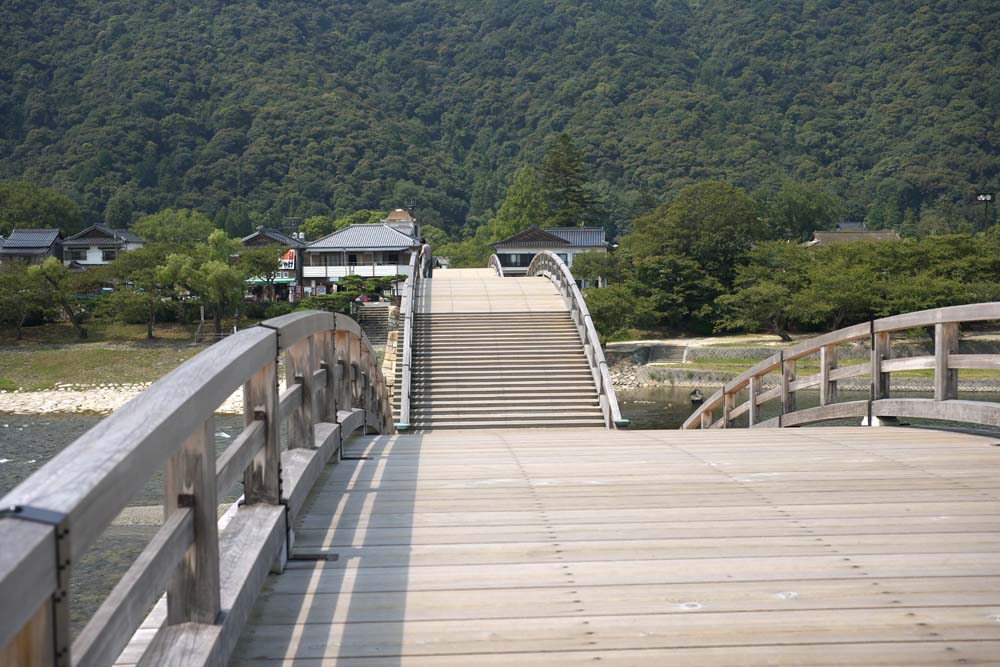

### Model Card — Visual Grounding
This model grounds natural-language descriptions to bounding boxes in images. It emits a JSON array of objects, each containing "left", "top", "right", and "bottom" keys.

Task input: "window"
[
  {"left": 384, "top": 252, "right": 399, "bottom": 265},
  {"left": 66, "top": 248, "right": 87, "bottom": 261},
  {"left": 101, "top": 249, "right": 117, "bottom": 262},
  {"left": 557, "top": 253, "right": 569, "bottom": 265}
]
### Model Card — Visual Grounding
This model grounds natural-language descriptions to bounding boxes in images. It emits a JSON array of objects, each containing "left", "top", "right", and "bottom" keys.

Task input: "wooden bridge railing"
[
  {"left": 395, "top": 251, "right": 421, "bottom": 430},
  {"left": 682, "top": 302, "right": 1000, "bottom": 430},
  {"left": 487, "top": 253, "right": 505, "bottom": 277},
  {"left": 0, "top": 310, "right": 393, "bottom": 667},
  {"left": 527, "top": 251, "right": 629, "bottom": 428}
]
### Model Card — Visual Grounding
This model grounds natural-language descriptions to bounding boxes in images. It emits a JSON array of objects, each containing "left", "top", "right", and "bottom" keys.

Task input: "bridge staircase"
[{"left": 407, "top": 310, "right": 605, "bottom": 429}]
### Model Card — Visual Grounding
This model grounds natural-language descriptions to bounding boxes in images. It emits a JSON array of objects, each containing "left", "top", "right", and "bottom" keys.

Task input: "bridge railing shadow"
[
  {"left": 683, "top": 302, "right": 1000, "bottom": 431},
  {"left": 0, "top": 310, "right": 394, "bottom": 666}
]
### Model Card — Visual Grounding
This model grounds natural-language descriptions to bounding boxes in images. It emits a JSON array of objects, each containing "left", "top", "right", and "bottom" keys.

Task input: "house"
[
  {"left": 61, "top": 225, "right": 144, "bottom": 269},
  {"left": 241, "top": 227, "right": 307, "bottom": 300},
  {"left": 490, "top": 226, "right": 609, "bottom": 286},
  {"left": 303, "top": 215, "right": 421, "bottom": 295},
  {"left": 0, "top": 229, "right": 63, "bottom": 266},
  {"left": 803, "top": 230, "right": 901, "bottom": 246}
]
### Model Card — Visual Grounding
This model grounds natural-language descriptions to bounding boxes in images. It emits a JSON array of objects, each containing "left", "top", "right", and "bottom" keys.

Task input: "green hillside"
[{"left": 1, "top": 0, "right": 997, "bottom": 234}]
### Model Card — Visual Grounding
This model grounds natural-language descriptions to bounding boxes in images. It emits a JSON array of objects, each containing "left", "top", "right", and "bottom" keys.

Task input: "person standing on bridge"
[{"left": 420, "top": 237, "right": 433, "bottom": 278}]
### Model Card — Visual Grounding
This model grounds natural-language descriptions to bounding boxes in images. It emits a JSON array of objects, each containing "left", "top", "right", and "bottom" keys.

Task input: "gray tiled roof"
[
  {"left": 0, "top": 229, "right": 61, "bottom": 251},
  {"left": 242, "top": 227, "right": 305, "bottom": 248},
  {"left": 544, "top": 228, "right": 607, "bottom": 247},
  {"left": 308, "top": 224, "right": 418, "bottom": 251},
  {"left": 492, "top": 225, "right": 607, "bottom": 249},
  {"left": 63, "top": 225, "right": 143, "bottom": 246}
]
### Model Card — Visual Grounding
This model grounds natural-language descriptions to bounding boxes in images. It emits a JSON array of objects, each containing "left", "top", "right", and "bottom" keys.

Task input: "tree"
[
  {"left": 488, "top": 166, "right": 551, "bottom": 240},
  {"left": 631, "top": 253, "right": 724, "bottom": 331},
  {"left": 238, "top": 245, "right": 285, "bottom": 301},
  {"left": 626, "top": 181, "right": 768, "bottom": 286},
  {"left": 0, "top": 182, "right": 83, "bottom": 236},
  {"left": 132, "top": 209, "right": 217, "bottom": 245},
  {"left": 765, "top": 180, "right": 844, "bottom": 241},
  {"left": 538, "top": 134, "right": 601, "bottom": 227},
  {"left": 0, "top": 263, "right": 44, "bottom": 340},
  {"left": 715, "top": 281, "right": 795, "bottom": 341},
  {"left": 583, "top": 284, "right": 658, "bottom": 340},
  {"left": 29, "top": 258, "right": 89, "bottom": 338},
  {"left": 568, "top": 251, "right": 622, "bottom": 285},
  {"left": 105, "top": 246, "right": 175, "bottom": 339},
  {"left": 103, "top": 186, "right": 136, "bottom": 229}
]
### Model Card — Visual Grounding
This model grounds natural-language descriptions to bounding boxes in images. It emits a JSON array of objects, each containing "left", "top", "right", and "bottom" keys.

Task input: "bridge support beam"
[{"left": 820, "top": 344, "right": 838, "bottom": 406}]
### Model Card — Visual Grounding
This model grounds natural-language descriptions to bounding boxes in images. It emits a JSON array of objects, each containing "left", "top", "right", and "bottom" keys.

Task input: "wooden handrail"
[
  {"left": 396, "top": 251, "right": 420, "bottom": 430},
  {"left": 0, "top": 310, "right": 393, "bottom": 666},
  {"left": 682, "top": 302, "right": 1000, "bottom": 430},
  {"left": 487, "top": 253, "right": 505, "bottom": 277},
  {"left": 526, "top": 251, "right": 628, "bottom": 429}
]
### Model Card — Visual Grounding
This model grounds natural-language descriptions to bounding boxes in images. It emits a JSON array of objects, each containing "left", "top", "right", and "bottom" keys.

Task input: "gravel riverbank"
[{"left": 0, "top": 381, "right": 287, "bottom": 415}]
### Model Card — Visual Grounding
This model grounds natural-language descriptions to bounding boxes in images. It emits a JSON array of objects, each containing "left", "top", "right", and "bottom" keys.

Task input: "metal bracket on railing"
[{"left": 0, "top": 504, "right": 72, "bottom": 666}]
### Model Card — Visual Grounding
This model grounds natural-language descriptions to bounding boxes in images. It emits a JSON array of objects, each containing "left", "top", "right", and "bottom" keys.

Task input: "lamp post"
[{"left": 976, "top": 193, "right": 995, "bottom": 232}]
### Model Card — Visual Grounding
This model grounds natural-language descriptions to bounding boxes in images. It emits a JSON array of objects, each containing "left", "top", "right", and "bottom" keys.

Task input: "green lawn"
[
  {"left": 0, "top": 322, "right": 200, "bottom": 346},
  {"left": 0, "top": 346, "right": 201, "bottom": 391},
  {"left": 652, "top": 357, "right": 1000, "bottom": 380}
]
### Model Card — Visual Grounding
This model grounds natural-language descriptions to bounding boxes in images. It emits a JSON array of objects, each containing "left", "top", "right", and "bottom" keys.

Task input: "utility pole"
[{"left": 976, "top": 193, "right": 995, "bottom": 232}]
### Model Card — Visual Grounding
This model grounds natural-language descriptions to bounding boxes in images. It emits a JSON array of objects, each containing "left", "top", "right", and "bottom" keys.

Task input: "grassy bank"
[
  {"left": 0, "top": 346, "right": 201, "bottom": 391},
  {"left": 651, "top": 357, "right": 1000, "bottom": 381}
]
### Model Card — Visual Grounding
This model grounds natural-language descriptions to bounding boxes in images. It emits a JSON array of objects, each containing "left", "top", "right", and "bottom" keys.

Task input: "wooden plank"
[
  {"left": 829, "top": 364, "right": 868, "bottom": 382},
  {"left": 337, "top": 409, "right": 365, "bottom": 436},
  {"left": 873, "top": 398, "right": 1000, "bottom": 427},
  {"left": 259, "top": 310, "right": 335, "bottom": 350},
  {"left": 164, "top": 418, "right": 220, "bottom": 625},
  {"left": 235, "top": 606, "right": 1000, "bottom": 659},
  {"left": 231, "top": 642, "right": 1000, "bottom": 667},
  {"left": 880, "top": 355, "right": 934, "bottom": 372},
  {"left": 284, "top": 337, "right": 316, "bottom": 449},
  {"left": 949, "top": 353, "right": 1000, "bottom": 370},
  {"left": 277, "top": 382, "right": 303, "bottom": 427},
  {"left": 74, "top": 508, "right": 193, "bottom": 667}
]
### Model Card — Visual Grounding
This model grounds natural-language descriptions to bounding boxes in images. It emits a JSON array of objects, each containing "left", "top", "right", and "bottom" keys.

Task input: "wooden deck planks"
[{"left": 231, "top": 427, "right": 1000, "bottom": 666}]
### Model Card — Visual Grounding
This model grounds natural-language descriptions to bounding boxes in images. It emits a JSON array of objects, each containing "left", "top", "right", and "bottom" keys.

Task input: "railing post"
[
  {"left": 285, "top": 337, "right": 317, "bottom": 448},
  {"left": 164, "top": 418, "right": 220, "bottom": 625},
  {"left": 748, "top": 375, "right": 761, "bottom": 427},
  {"left": 781, "top": 356, "right": 796, "bottom": 417},
  {"left": 700, "top": 409, "right": 713, "bottom": 429},
  {"left": 336, "top": 329, "right": 353, "bottom": 412},
  {"left": 243, "top": 362, "right": 280, "bottom": 504},
  {"left": 820, "top": 344, "right": 838, "bottom": 406},
  {"left": 318, "top": 330, "right": 338, "bottom": 422},
  {"left": 723, "top": 392, "right": 735, "bottom": 428},
  {"left": 935, "top": 322, "right": 959, "bottom": 400},
  {"left": 872, "top": 331, "right": 891, "bottom": 400}
]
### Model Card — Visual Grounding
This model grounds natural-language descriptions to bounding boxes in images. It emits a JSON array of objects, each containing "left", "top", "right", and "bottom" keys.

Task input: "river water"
[{"left": 3, "top": 387, "right": 999, "bottom": 634}]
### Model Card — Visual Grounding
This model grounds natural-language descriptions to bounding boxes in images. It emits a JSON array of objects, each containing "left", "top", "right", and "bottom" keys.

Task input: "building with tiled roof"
[
  {"left": 490, "top": 226, "right": 609, "bottom": 285},
  {"left": 303, "top": 222, "right": 420, "bottom": 294},
  {"left": 804, "top": 230, "right": 901, "bottom": 246},
  {"left": 61, "top": 224, "right": 144, "bottom": 268},
  {"left": 0, "top": 229, "right": 63, "bottom": 265},
  {"left": 241, "top": 227, "right": 308, "bottom": 301}
]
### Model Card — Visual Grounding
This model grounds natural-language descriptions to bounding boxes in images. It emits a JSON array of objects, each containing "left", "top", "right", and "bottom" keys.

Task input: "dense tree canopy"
[{"left": 0, "top": 1, "right": 995, "bottom": 236}]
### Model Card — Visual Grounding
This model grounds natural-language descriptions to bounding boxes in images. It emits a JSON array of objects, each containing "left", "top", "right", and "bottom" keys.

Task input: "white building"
[
  {"left": 62, "top": 225, "right": 144, "bottom": 268},
  {"left": 302, "top": 210, "right": 421, "bottom": 294},
  {"left": 490, "top": 226, "right": 608, "bottom": 284}
]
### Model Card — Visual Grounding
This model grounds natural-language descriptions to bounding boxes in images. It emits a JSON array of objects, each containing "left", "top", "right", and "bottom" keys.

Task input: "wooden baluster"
[
  {"left": 164, "top": 418, "right": 220, "bottom": 625},
  {"left": 285, "top": 337, "right": 317, "bottom": 449},
  {"left": 350, "top": 335, "right": 362, "bottom": 408},
  {"left": 935, "top": 322, "right": 959, "bottom": 400},
  {"left": 700, "top": 409, "right": 713, "bottom": 429},
  {"left": 318, "top": 330, "right": 338, "bottom": 422},
  {"left": 1, "top": 599, "right": 53, "bottom": 667},
  {"left": 748, "top": 375, "right": 761, "bottom": 427},
  {"left": 781, "top": 358, "right": 797, "bottom": 418},
  {"left": 872, "top": 331, "right": 891, "bottom": 400},
  {"left": 723, "top": 392, "right": 735, "bottom": 428},
  {"left": 820, "top": 344, "right": 838, "bottom": 406},
  {"left": 243, "top": 362, "right": 279, "bottom": 504},
  {"left": 335, "top": 330, "right": 352, "bottom": 413}
]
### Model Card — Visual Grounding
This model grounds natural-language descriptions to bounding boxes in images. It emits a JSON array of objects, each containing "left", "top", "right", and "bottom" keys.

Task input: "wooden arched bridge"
[{"left": 2, "top": 253, "right": 999, "bottom": 666}]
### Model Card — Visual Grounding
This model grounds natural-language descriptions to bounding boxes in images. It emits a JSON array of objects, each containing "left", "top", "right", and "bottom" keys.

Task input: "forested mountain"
[{"left": 1, "top": 0, "right": 997, "bottom": 235}]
